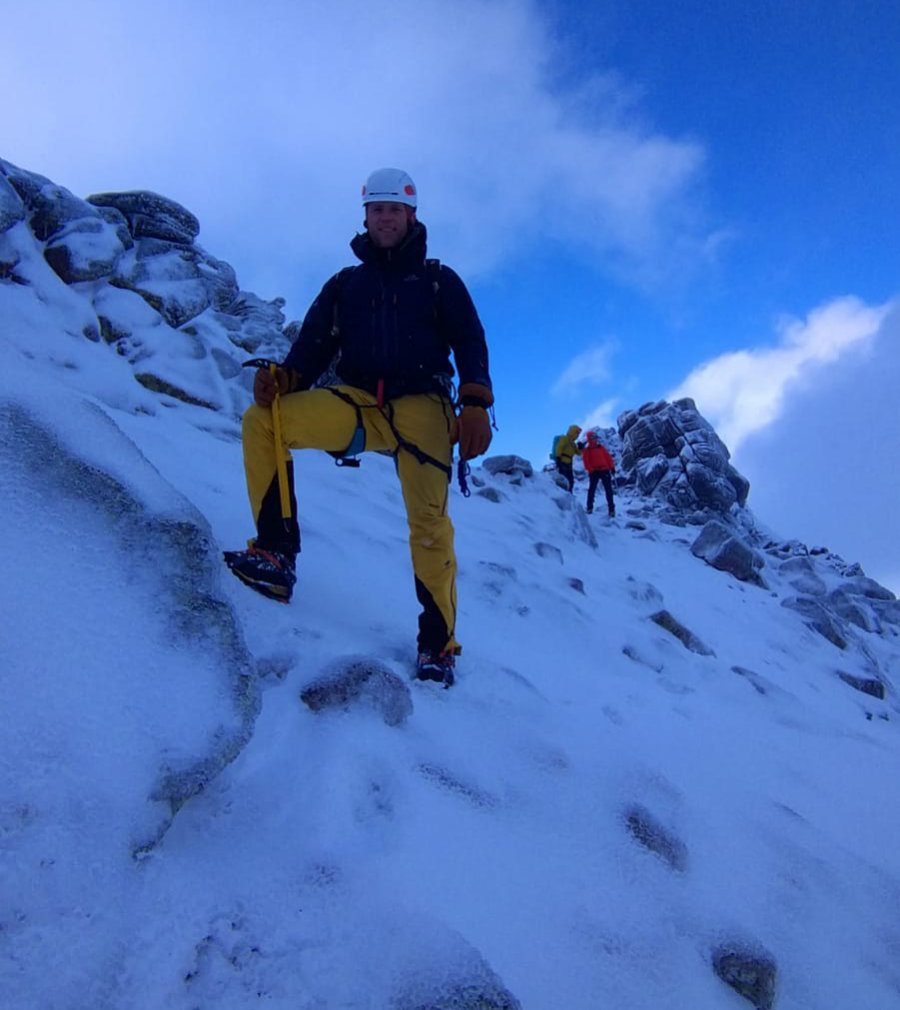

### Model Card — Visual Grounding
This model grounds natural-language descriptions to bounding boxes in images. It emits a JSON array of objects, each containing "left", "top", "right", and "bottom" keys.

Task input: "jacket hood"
[
  {"left": 567, "top": 425, "right": 582, "bottom": 439},
  {"left": 586, "top": 431, "right": 600, "bottom": 444},
  {"left": 350, "top": 220, "right": 427, "bottom": 271}
]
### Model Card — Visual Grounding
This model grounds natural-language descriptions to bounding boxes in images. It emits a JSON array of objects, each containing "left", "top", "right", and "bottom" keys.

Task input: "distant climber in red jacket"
[{"left": 581, "top": 431, "right": 616, "bottom": 516}]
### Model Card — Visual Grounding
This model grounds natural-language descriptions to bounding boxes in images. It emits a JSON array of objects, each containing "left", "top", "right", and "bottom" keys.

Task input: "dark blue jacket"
[{"left": 284, "top": 222, "right": 491, "bottom": 401}]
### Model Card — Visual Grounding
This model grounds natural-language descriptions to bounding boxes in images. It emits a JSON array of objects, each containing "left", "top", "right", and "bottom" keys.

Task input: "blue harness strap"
[
  {"left": 323, "top": 386, "right": 463, "bottom": 487},
  {"left": 324, "top": 386, "right": 366, "bottom": 467}
]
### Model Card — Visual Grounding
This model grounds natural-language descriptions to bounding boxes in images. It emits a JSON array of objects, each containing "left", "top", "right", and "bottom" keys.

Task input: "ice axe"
[{"left": 243, "top": 358, "right": 292, "bottom": 521}]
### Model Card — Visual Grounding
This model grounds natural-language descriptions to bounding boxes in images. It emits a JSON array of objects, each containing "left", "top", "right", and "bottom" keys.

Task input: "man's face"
[{"left": 365, "top": 201, "right": 414, "bottom": 248}]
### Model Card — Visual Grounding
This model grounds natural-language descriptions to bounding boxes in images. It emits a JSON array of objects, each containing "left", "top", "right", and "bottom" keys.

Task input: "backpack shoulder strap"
[
  {"left": 424, "top": 258, "right": 442, "bottom": 323},
  {"left": 425, "top": 258, "right": 441, "bottom": 289}
]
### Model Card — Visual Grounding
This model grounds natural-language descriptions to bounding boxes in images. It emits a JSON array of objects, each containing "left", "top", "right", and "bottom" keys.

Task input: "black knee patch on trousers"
[
  {"left": 257, "top": 460, "right": 301, "bottom": 555},
  {"left": 415, "top": 576, "right": 451, "bottom": 653}
]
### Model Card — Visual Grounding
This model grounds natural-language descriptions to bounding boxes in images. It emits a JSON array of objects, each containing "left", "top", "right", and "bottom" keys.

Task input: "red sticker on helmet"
[{"left": 404, "top": 185, "right": 415, "bottom": 196}]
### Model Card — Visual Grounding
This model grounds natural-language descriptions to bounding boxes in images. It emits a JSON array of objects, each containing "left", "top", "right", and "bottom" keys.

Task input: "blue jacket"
[{"left": 284, "top": 222, "right": 491, "bottom": 401}]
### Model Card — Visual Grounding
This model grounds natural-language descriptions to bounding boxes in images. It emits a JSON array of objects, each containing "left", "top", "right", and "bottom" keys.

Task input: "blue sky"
[{"left": 3, "top": 0, "right": 898, "bottom": 588}]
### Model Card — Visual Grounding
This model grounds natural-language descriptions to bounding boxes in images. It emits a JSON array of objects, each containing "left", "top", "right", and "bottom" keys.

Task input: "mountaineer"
[
  {"left": 224, "top": 168, "right": 493, "bottom": 687},
  {"left": 551, "top": 425, "right": 582, "bottom": 492},
  {"left": 581, "top": 430, "right": 616, "bottom": 516}
]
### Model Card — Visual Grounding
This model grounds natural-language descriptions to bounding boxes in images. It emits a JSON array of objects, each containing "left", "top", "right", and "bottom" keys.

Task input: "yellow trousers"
[{"left": 241, "top": 386, "right": 460, "bottom": 655}]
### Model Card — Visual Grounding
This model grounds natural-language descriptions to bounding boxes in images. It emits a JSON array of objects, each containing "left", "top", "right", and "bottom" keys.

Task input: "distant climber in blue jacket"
[{"left": 225, "top": 168, "right": 493, "bottom": 687}]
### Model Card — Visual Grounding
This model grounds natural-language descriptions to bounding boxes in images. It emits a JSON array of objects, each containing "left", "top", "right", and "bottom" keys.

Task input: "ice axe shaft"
[{"left": 243, "top": 358, "right": 292, "bottom": 521}]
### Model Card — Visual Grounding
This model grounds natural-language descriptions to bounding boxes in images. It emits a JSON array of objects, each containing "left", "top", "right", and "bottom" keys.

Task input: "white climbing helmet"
[{"left": 361, "top": 168, "right": 417, "bottom": 208}]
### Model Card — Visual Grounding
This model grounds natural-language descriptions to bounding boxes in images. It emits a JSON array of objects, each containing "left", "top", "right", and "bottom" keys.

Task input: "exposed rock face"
[
  {"left": 618, "top": 398, "right": 750, "bottom": 517},
  {"left": 0, "top": 156, "right": 289, "bottom": 419}
]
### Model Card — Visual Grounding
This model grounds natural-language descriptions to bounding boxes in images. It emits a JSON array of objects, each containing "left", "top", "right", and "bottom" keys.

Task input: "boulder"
[
  {"left": 1, "top": 158, "right": 95, "bottom": 243},
  {"left": 481, "top": 455, "right": 533, "bottom": 479},
  {"left": 300, "top": 656, "right": 413, "bottom": 727},
  {"left": 843, "top": 576, "right": 896, "bottom": 601},
  {"left": 650, "top": 609, "right": 715, "bottom": 656},
  {"left": 712, "top": 944, "right": 777, "bottom": 1009},
  {"left": 87, "top": 190, "right": 200, "bottom": 244},
  {"left": 691, "top": 520, "right": 766, "bottom": 585},
  {"left": 0, "top": 171, "right": 26, "bottom": 232},
  {"left": 95, "top": 205, "right": 134, "bottom": 249},
  {"left": 534, "top": 542, "right": 564, "bottom": 563},
  {"left": 44, "top": 217, "right": 127, "bottom": 283},
  {"left": 221, "top": 291, "right": 287, "bottom": 352},
  {"left": 787, "top": 571, "right": 827, "bottom": 596},
  {"left": 624, "top": 804, "right": 687, "bottom": 871},
  {"left": 635, "top": 452, "right": 668, "bottom": 494},
  {"left": 475, "top": 486, "right": 504, "bottom": 503},
  {"left": 782, "top": 596, "right": 848, "bottom": 650},
  {"left": 836, "top": 671, "right": 885, "bottom": 699},
  {"left": 778, "top": 556, "right": 816, "bottom": 575},
  {"left": 828, "top": 588, "right": 879, "bottom": 632},
  {"left": 872, "top": 598, "right": 900, "bottom": 626}
]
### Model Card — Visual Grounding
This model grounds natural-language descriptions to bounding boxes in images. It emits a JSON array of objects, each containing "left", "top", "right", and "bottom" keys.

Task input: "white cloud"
[
  {"left": 731, "top": 300, "right": 900, "bottom": 594},
  {"left": 580, "top": 398, "right": 621, "bottom": 431},
  {"left": 551, "top": 342, "right": 617, "bottom": 395},
  {"left": 667, "top": 296, "right": 894, "bottom": 453},
  {"left": 2, "top": 0, "right": 713, "bottom": 305}
]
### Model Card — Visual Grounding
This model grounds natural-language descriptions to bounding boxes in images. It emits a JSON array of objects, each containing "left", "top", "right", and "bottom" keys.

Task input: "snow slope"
[{"left": 3, "top": 198, "right": 900, "bottom": 1010}]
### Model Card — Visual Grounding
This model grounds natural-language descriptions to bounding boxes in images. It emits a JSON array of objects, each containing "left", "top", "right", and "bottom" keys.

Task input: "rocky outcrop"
[
  {"left": 617, "top": 398, "right": 750, "bottom": 518},
  {"left": 763, "top": 539, "right": 898, "bottom": 652},
  {"left": 0, "top": 156, "right": 289, "bottom": 419}
]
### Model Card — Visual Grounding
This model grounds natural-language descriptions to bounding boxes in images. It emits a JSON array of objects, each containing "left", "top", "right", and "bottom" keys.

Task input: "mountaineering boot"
[
  {"left": 585, "top": 507, "right": 593, "bottom": 515},
  {"left": 608, "top": 506, "right": 615, "bottom": 517},
  {"left": 416, "top": 650, "right": 455, "bottom": 688},
  {"left": 224, "top": 544, "right": 296, "bottom": 603}
]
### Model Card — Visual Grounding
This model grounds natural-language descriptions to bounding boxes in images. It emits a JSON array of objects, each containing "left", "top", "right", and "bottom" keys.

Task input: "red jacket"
[{"left": 582, "top": 437, "right": 615, "bottom": 473}]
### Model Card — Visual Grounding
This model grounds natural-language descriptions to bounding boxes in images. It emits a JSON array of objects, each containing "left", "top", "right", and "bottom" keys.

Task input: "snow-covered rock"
[
  {"left": 0, "top": 156, "right": 289, "bottom": 420},
  {"left": 618, "top": 397, "right": 750, "bottom": 515}
]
